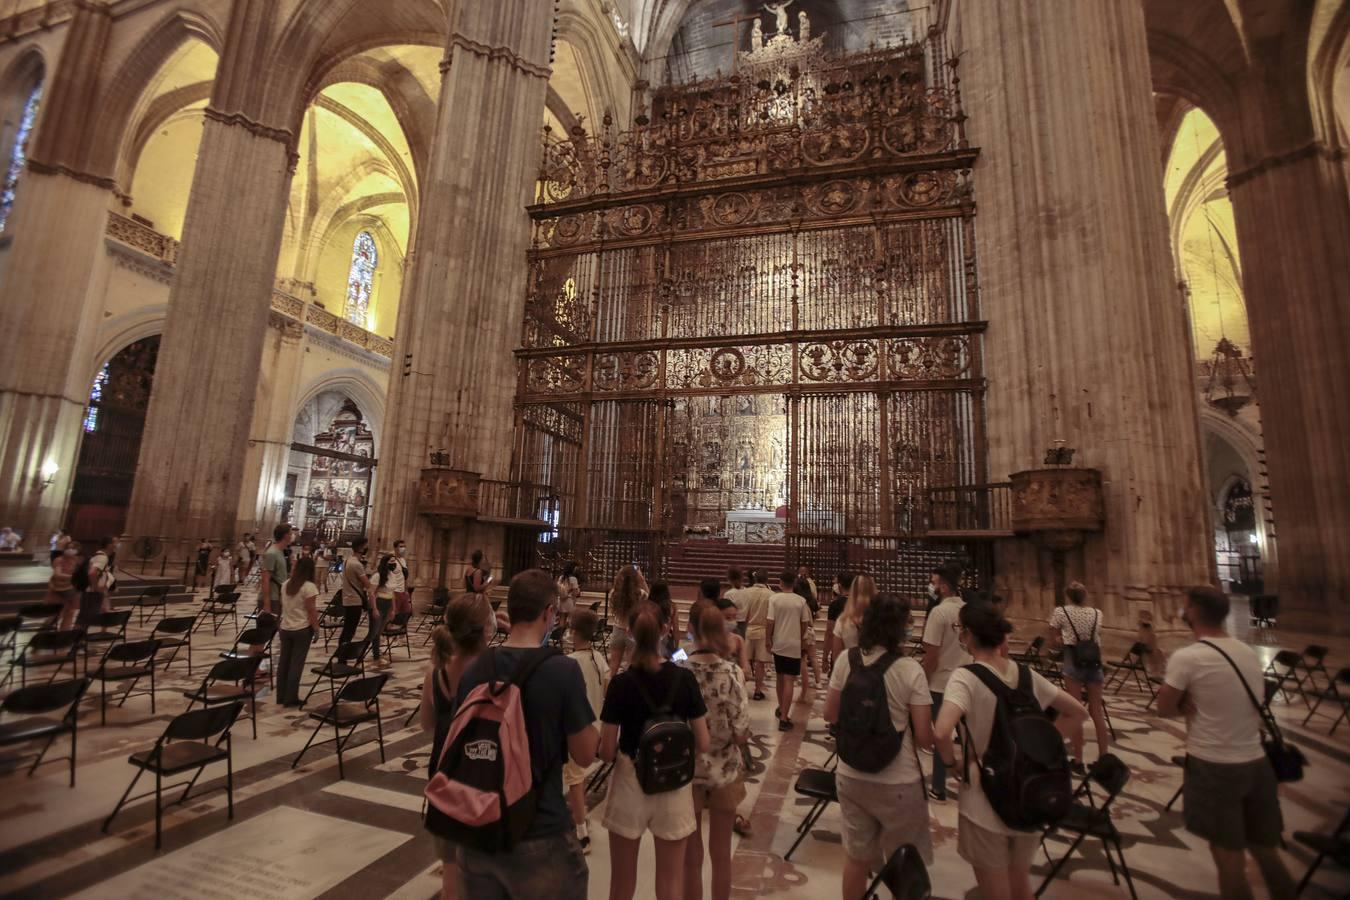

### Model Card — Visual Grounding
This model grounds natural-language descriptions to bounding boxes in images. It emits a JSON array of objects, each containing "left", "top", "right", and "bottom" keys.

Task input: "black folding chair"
[
  {"left": 196, "top": 590, "right": 240, "bottom": 636},
  {"left": 0, "top": 678, "right": 90, "bottom": 786},
  {"left": 16, "top": 602, "right": 64, "bottom": 633},
  {"left": 90, "top": 639, "right": 161, "bottom": 726},
  {"left": 0, "top": 614, "right": 19, "bottom": 667},
  {"left": 183, "top": 656, "right": 263, "bottom": 739},
  {"left": 863, "top": 843, "right": 931, "bottom": 899},
  {"left": 1302, "top": 667, "right": 1350, "bottom": 735},
  {"left": 1293, "top": 645, "right": 1332, "bottom": 693},
  {"left": 382, "top": 611, "right": 413, "bottom": 660},
  {"left": 152, "top": 614, "right": 199, "bottom": 675},
  {"left": 300, "top": 639, "right": 370, "bottom": 709},
  {"left": 130, "top": 585, "right": 171, "bottom": 627},
  {"left": 1104, "top": 642, "right": 1155, "bottom": 701},
  {"left": 291, "top": 673, "right": 389, "bottom": 778},
  {"left": 10, "top": 628, "right": 83, "bottom": 687},
  {"left": 1164, "top": 754, "right": 1185, "bottom": 812},
  {"left": 81, "top": 610, "right": 132, "bottom": 673},
  {"left": 219, "top": 617, "right": 277, "bottom": 692},
  {"left": 1037, "top": 753, "right": 1138, "bottom": 899},
  {"left": 784, "top": 766, "right": 838, "bottom": 861},
  {"left": 1294, "top": 807, "right": 1350, "bottom": 897},
  {"left": 102, "top": 701, "right": 244, "bottom": 849},
  {"left": 318, "top": 594, "right": 345, "bottom": 651},
  {"left": 1266, "top": 649, "right": 1311, "bottom": 708},
  {"left": 418, "top": 596, "right": 448, "bottom": 646}
]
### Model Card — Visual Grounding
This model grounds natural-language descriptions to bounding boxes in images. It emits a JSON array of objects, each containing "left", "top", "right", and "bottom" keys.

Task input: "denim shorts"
[{"left": 1061, "top": 658, "right": 1105, "bottom": 684}]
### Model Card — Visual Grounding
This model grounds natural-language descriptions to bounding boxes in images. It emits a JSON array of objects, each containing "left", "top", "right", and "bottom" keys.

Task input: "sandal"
[{"left": 733, "top": 815, "right": 752, "bottom": 837}]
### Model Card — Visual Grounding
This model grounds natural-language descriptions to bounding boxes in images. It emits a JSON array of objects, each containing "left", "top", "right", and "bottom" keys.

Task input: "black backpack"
[
  {"left": 633, "top": 669, "right": 697, "bottom": 795},
  {"left": 836, "top": 649, "right": 904, "bottom": 773},
  {"left": 71, "top": 557, "right": 92, "bottom": 592},
  {"left": 1066, "top": 609, "right": 1101, "bottom": 672},
  {"left": 962, "top": 663, "right": 1072, "bottom": 831}
]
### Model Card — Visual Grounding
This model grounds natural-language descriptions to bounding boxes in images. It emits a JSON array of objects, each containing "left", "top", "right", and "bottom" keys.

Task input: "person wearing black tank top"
[{"left": 420, "top": 594, "right": 493, "bottom": 900}]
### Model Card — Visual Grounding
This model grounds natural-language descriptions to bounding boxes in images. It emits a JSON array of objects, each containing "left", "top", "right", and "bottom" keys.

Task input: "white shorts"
[{"left": 600, "top": 754, "right": 696, "bottom": 841}]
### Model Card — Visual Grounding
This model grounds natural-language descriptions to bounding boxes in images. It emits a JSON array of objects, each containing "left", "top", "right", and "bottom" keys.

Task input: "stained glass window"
[
  {"left": 344, "top": 231, "right": 378, "bottom": 327},
  {"left": 83, "top": 363, "right": 109, "bottom": 433},
  {"left": 0, "top": 81, "right": 43, "bottom": 234}
]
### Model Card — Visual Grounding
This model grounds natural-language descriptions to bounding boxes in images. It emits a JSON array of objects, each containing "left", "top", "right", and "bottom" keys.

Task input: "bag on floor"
[
  {"left": 424, "top": 647, "right": 559, "bottom": 851},
  {"left": 835, "top": 648, "right": 904, "bottom": 773},
  {"left": 962, "top": 663, "right": 1072, "bottom": 831},
  {"left": 634, "top": 672, "right": 696, "bottom": 794}
]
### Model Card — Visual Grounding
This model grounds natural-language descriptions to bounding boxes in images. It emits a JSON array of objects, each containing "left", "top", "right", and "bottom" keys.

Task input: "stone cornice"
[
  {"left": 445, "top": 33, "right": 552, "bottom": 79},
  {"left": 302, "top": 323, "right": 393, "bottom": 371},
  {"left": 203, "top": 106, "right": 294, "bottom": 147},
  {"left": 105, "top": 237, "right": 175, "bottom": 285},
  {"left": 26, "top": 158, "right": 117, "bottom": 191},
  {"left": 1227, "top": 139, "right": 1346, "bottom": 190}
]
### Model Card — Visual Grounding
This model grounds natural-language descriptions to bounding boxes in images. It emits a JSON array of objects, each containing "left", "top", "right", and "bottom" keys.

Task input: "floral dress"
[{"left": 683, "top": 651, "right": 750, "bottom": 788}]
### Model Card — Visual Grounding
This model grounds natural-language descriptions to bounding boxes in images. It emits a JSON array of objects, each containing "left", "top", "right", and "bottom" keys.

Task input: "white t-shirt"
[
  {"left": 387, "top": 559, "right": 407, "bottom": 594},
  {"left": 766, "top": 591, "right": 811, "bottom": 658},
  {"left": 281, "top": 581, "right": 320, "bottom": 632},
  {"left": 944, "top": 660, "right": 1061, "bottom": 835},
  {"left": 88, "top": 550, "right": 115, "bottom": 593},
  {"left": 725, "top": 587, "right": 748, "bottom": 623},
  {"left": 1048, "top": 604, "right": 1101, "bottom": 646},
  {"left": 830, "top": 648, "right": 932, "bottom": 784},
  {"left": 921, "top": 596, "right": 970, "bottom": 692},
  {"left": 836, "top": 616, "right": 860, "bottom": 650},
  {"left": 568, "top": 646, "right": 610, "bottom": 719},
  {"left": 1163, "top": 638, "right": 1265, "bottom": 764}
]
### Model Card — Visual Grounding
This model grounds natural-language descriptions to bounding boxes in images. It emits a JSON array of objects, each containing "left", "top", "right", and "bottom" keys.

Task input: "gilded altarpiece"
[{"left": 512, "top": 30, "right": 988, "bottom": 583}]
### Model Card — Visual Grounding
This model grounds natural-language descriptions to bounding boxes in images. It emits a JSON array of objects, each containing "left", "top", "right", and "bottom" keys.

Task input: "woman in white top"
[
  {"left": 824, "top": 593, "right": 934, "bottom": 900},
  {"left": 833, "top": 572, "right": 875, "bottom": 655},
  {"left": 935, "top": 603, "right": 1086, "bottom": 900},
  {"left": 213, "top": 547, "right": 233, "bottom": 589},
  {"left": 276, "top": 556, "right": 320, "bottom": 706},
  {"left": 1047, "top": 581, "right": 1110, "bottom": 769}
]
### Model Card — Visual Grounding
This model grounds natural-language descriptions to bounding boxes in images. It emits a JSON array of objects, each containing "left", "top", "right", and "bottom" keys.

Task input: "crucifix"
[{"left": 712, "top": 9, "right": 762, "bottom": 71}]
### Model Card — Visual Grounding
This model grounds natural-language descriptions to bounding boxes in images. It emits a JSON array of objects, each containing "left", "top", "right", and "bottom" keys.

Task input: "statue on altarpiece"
[{"left": 763, "top": 0, "right": 793, "bottom": 35}]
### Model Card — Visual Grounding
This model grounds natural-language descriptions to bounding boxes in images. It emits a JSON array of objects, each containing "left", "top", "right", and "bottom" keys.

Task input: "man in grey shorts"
[{"left": 1157, "top": 586, "right": 1295, "bottom": 899}]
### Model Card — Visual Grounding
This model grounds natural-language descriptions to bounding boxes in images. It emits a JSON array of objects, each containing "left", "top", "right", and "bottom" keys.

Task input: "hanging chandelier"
[{"left": 1204, "top": 336, "right": 1255, "bottom": 416}]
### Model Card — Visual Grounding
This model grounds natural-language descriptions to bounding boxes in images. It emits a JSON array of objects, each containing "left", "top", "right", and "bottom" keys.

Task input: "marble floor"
[{"left": 1, "top": 589, "right": 1347, "bottom": 899}]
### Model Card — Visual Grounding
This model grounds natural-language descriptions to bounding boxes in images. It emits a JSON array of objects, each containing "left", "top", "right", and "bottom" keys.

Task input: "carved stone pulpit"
[
  {"left": 417, "top": 467, "right": 481, "bottom": 596},
  {"left": 1010, "top": 467, "right": 1105, "bottom": 604}
]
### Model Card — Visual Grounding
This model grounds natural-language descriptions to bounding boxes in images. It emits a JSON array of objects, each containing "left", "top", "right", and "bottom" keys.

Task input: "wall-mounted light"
[{"left": 39, "top": 459, "right": 59, "bottom": 489}]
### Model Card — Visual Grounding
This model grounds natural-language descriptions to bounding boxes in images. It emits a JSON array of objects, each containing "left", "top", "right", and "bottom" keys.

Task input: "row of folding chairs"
[{"left": 1264, "top": 644, "right": 1349, "bottom": 735}]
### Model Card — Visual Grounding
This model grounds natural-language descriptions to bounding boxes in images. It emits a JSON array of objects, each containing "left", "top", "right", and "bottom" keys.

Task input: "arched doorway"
[
  {"left": 68, "top": 336, "right": 161, "bottom": 542},
  {"left": 287, "top": 393, "right": 376, "bottom": 544}
]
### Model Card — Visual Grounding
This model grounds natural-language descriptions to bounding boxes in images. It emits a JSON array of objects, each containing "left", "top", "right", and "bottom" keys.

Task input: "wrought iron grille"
[{"left": 512, "top": 32, "right": 987, "bottom": 586}]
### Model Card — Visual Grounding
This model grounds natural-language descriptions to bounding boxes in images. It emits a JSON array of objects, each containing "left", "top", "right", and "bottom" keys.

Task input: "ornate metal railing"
[
  {"left": 478, "top": 479, "right": 558, "bottom": 525},
  {"left": 926, "top": 482, "right": 1013, "bottom": 536},
  {"left": 102, "top": 212, "right": 393, "bottom": 360}
]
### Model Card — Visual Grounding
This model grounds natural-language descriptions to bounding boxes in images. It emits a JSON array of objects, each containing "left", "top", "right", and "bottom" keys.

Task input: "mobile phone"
[{"left": 672, "top": 648, "right": 689, "bottom": 662}]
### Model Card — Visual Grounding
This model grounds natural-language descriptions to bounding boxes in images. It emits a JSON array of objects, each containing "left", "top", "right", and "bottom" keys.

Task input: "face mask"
[
  {"left": 540, "top": 606, "right": 556, "bottom": 646},
  {"left": 64, "top": 548, "right": 77, "bottom": 557},
  {"left": 725, "top": 618, "right": 738, "bottom": 634},
  {"left": 927, "top": 584, "right": 938, "bottom": 601}
]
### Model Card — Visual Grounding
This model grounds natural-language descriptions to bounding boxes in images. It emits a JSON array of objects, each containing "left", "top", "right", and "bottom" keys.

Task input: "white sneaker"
[{"left": 576, "top": 822, "right": 591, "bottom": 854}]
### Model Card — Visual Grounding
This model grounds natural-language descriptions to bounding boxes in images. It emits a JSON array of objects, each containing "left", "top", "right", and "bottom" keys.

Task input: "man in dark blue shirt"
[{"left": 454, "top": 568, "right": 599, "bottom": 899}]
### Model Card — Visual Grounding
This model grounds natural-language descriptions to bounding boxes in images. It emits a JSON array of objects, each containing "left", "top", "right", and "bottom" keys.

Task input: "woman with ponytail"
[
  {"left": 605, "top": 565, "right": 648, "bottom": 674},
  {"left": 419, "top": 594, "right": 494, "bottom": 899},
  {"left": 601, "top": 603, "right": 710, "bottom": 900},
  {"left": 681, "top": 604, "right": 750, "bottom": 900},
  {"left": 835, "top": 572, "right": 876, "bottom": 653}
]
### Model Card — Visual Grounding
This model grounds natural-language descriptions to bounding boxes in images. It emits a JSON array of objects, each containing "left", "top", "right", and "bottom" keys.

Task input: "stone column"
[
  {"left": 0, "top": 0, "right": 114, "bottom": 541},
  {"left": 235, "top": 313, "right": 306, "bottom": 534},
  {"left": 1223, "top": 88, "right": 1350, "bottom": 632},
  {"left": 123, "top": 2, "right": 295, "bottom": 562},
  {"left": 371, "top": 2, "right": 555, "bottom": 586},
  {"left": 956, "top": 0, "right": 1212, "bottom": 628}
]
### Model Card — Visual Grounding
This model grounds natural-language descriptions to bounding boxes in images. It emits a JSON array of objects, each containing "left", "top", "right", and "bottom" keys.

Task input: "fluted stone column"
[
  {"left": 0, "top": 1, "right": 114, "bottom": 540},
  {"left": 957, "top": 0, "right": 1212, "bottom": 628},
  {"left": 1223, "top": 96, "right": 1350, "bottom": 632},
  {"left": 123, "top": 4, "right": 295, "bottom": 560},
  {"left": 371, "top": 2, "right": 555, "bottom": 585}
]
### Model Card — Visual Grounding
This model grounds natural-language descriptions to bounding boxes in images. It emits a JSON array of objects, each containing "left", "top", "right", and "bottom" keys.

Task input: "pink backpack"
[{"left": 424, "top": 648, "right": 558, "bottom": 852}]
